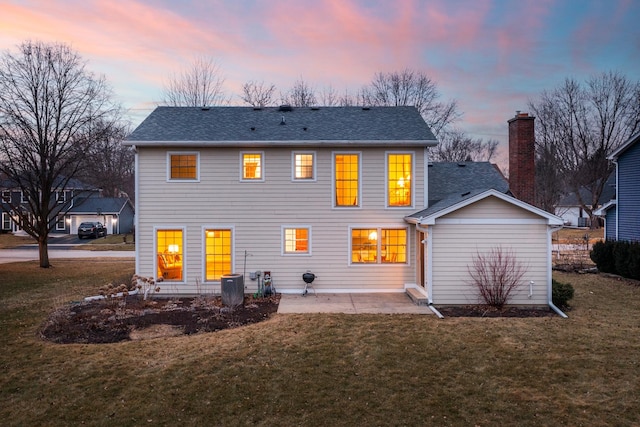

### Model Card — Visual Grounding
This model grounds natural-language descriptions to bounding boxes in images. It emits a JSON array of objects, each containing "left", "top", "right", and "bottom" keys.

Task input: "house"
[
  {"left": 124, "top": 106, "right": 563, "bottom": 310},
  {"left": 555, "top": 174, "right": 615, "bottom": 227},
  {"left": 0, "top": 176, "right": 134, "bottom": 235},
  {"left": 595, "top": 131, "right": 640, "bottom": 241}
]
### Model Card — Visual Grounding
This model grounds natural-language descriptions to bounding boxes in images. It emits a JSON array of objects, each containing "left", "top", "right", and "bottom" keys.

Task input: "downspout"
[
  {"left": 416, "top": 223, "right": 444, "bottom": 318},
  {"left": 133, "top": 146, "right": 140, "bottom": 275},
  {"left": 548, "top": 225, "right": 568, "bottom": 318},
  {"left": 612, "top": 159, "right": 619, "bottom": 241}
]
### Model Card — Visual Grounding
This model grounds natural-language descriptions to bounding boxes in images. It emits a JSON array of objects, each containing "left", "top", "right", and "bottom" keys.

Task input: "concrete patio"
[{"left": 277, "top": 292, "right": 435, "bottom": 314}]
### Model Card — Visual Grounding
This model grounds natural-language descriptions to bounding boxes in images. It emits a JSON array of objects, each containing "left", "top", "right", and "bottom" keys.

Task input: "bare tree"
[
  {"left": 240, "top": 80, "right": 276, "bottom": 107},
  {"left": 319, "top": 85, "right": 340, "bottom": 106},
  {"left": 528, "top": 71, "right": 640, "bottom": 225},
  {"left": 362, "top": 69, "right": 460, "bottom": 136},
  {"left": 0, "top": 40, "right": 121, "bottom": 267},
  {"left": 78, "top": 121, "right": 134, "bottom": 199},
  {"left": 430, "top": 129, "right": 499, "bottom": 162},
  {"left": 162, "top": 57, "right": 229, "bottom": 107},
  {"left": 281, "top": 78, "right": 317, "bottom": 107}
]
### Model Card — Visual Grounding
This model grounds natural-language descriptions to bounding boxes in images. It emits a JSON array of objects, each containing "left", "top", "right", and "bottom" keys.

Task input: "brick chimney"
[{"left": 508, "top": 111, "right": 535, "bottom": 205}]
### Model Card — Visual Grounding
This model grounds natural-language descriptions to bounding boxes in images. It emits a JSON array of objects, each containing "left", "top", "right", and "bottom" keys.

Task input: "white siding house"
[{"left": 125, "top": 106, "right": 563, "bottom": 311}]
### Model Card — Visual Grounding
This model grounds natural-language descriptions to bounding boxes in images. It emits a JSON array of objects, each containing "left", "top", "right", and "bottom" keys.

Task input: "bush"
[
  {"left": 467, "top": 246, "right": 528, "bottom": 309},
  {"left": 590, "top": 241, "right": 615, "bottom": 273},
  {"left": 590, "top": 240, "right": 640, "bottom": 280},
  {"left": 552, "top": 279, "right": 574, "bottom": 308}
]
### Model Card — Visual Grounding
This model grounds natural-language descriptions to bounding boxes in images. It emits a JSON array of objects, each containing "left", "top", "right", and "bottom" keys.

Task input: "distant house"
[
  {"left": 0, "top": 176, "right": 134, "bottom": 235},
  {"left": 555, "top": 174, "right": 616, "bottom": 227},
  {"left": 125, "top": 107, "right": 562, "bottom": 310},
  {"left": 595, "top": 132, "right": 640, "bottom": 241}
]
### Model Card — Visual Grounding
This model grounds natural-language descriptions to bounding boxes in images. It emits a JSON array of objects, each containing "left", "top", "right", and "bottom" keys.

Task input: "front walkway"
[{"left": 277, "top": 292, "right": 434, "bottom": 314}]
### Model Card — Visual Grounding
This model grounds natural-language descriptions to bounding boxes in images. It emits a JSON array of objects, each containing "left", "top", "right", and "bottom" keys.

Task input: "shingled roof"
[
  {"left": 427, "top": 162, "right": 509, "bottom": 205},
  {"left": 404, "top": 162, "right": 509, "bottom": 221},
  {"left": 125, "top": 106, "right": 437, "bottom": 146}
]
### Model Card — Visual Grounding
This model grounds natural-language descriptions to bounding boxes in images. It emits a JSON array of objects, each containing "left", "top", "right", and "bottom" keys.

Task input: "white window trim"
[
  {"left": 1, "top": 191, "right": 11, "bottom": 203},
  {"left": 332, "top": 151, "right": 362, "bottom": 209},
  {"left": 385, "top": 151, "right": 415, "bottom": 209},
  {"left": 56, "top": 191, "right": 67, "bottom": 204},
  {"left": 154, "top": 225, "right": 187, "bottom": 284},
  {"left": 166, "top": 151, "right": 200, "bottom": 182},
  {"left": 291, "top": 151, "right": 317, "bottom": 182},
  {"left": 20, "top": 191, "right": 28, "bottom": 203},
  {"left": 240, "top": 151, "right": 265, "bottom": 182},
  {"left": 281, "top": 225, "right": 312, "bottom": 256},
  {"left": 2, "top": 212, "right": 11, "bottom": 230},
  {"left": 56, "top": 215, "right": 66, "bottom": 230},
  {"left": 348, "top": 225, "right": 410, "bottom": 266},
  {"left": 201, "top": 225, "right": 236, "bottom": 283}
]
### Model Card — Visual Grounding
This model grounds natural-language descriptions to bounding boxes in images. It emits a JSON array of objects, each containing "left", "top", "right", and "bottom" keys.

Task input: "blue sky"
[{"left": 1, "top": 0, "right": 639, "bottom": 167}]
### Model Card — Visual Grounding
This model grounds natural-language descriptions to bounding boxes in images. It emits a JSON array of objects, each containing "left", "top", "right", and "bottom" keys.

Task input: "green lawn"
[{"left": 1, "top": 260, "right": 639, "bottom": 426}]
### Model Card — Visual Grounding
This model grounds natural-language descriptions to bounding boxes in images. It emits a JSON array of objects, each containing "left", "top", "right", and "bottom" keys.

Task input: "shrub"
[
  {"left": 590, "top": 240, "right": 640, "bottom": 280},
  {"left": 467, "top": 246, "right": 528, "bottom": 309},
  {"left": 552, "top": 279, "right": 574, "bottom": 308},
  {"left": 590, "top": 241, "right": 615, "bottom": 273}
]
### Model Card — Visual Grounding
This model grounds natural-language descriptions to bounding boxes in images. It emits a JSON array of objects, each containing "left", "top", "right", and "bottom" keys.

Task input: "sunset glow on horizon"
[{"left": 1, "top": 0, "right": 638, "bottom": 168}]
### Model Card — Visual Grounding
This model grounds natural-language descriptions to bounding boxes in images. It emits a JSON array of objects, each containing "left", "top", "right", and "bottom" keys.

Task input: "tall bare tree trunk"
[{"left": 38, "top": 235, "right": 50, "bottom": 268}]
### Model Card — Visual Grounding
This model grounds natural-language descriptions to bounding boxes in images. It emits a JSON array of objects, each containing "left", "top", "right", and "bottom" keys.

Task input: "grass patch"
[
  {"left": 0, "top": 233, "right": 34, "bottom": 248},
  {"left": 1, "top": 261, "right": 639, "bottom": 426}
]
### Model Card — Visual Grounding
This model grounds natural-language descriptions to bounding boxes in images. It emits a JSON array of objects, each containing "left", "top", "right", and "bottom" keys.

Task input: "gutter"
[{"left": 548, "top": 225, "right": 568, "bottom": 318}]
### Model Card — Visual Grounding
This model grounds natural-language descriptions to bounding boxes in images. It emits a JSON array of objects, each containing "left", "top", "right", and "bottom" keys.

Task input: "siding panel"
[{"left": 136, "top": 146, "right": 423, "bottom": 294}]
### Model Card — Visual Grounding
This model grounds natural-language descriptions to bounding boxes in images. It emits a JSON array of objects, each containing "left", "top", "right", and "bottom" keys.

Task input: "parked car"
[{"left": 78, "top": 222, "right": 107, "bottom": 239}]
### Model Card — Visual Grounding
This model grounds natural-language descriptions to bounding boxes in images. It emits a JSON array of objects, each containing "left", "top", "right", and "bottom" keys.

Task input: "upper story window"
[
  {"left": 334, "top": 153, "right": 360, "bottom": 207},
  {"left": 20, "top": 191, "right": 28, "bottom": 203},
  {"left": 168, "top": 152, "right": 199, "bottom": 181},
  {"left": 293, "top": 152, "right": 315, "bottom": 181},
  {"left": 1, "top": 191, "right": 10, "bottom": 203},
  {"left": 241, "top": 152, "right": 263, "bottom": 181},
  {"left": 55, "top": 191, "right": 67, "bottom": 204},
  {"left": 387, "top": 153, "right": 413, "bottom": 207},
  {"left": 283, "top": 226, "right": 310, "bottom": 255}
]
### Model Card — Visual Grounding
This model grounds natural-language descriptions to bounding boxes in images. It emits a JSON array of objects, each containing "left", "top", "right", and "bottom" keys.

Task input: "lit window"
[
  {"left": 157, "top": 229, "right": 183, "bottom": 281},
  {"left": 293, "top": 153, "right": 314, "bottom": 180},
  {"left": 169, "top": 153, "right": 198, "bottom": 180},
  {"left": 283, "top": 227, "right": 310, "bottom": 254},
  {"left": 351, "top": 227, "right": 407, "bottom": 264},
  {"left": 242, "top": 152, "right": 263, "bottom": 180},
  {"left": 205, "top": 229, "right": 232, "bottom": 281},
  {"left": 388, "top": 153, "right": 412, "bottom": 207},
  {"left": 335, "top": 153, "right": 359, "bottom": 207}
]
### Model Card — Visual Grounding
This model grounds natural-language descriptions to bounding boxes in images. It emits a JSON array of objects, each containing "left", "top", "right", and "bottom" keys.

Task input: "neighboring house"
[
  {"left": 555, "top": 174, "right": 616, "bottom": 227},
  {"left": 65, "top": 197, "right": 135, "bottom": 235},
  {"left": 595, "top": 131, "right": 640, "bottom": 241},
  {"left": 124, "top": 106, "right": 563, "bottom": 309},
  {"left": 0, "top": 176, "right": 134, "bottom": 235}
]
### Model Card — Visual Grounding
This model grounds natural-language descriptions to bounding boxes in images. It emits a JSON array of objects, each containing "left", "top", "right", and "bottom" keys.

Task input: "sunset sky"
[{"left": 1, "top": 0, "right": 639, "bottom": 166}]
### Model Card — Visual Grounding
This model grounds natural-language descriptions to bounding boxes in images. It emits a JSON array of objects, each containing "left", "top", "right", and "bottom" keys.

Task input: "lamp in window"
[
  {"left": 368, "top": 231, "right": 378, "bottom": 241},
  {"left": 168, "top": 244, "right": 179, "bottom": 254}
]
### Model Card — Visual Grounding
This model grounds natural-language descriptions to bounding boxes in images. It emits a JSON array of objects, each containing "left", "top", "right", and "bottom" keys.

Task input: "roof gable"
[
  {"left": 406, "top": 189, "right": 563, "bottom": 226},
  {"left": 125, "top": 106, "right": 437, "bottom": 146},
  {"left": 609, "top": 131, "right": 640, "bottom": 160}
]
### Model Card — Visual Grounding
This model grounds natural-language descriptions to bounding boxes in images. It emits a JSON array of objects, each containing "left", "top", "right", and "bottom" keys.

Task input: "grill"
[{"left": 302, "top": 271, "right": 316, "bottom": 296}]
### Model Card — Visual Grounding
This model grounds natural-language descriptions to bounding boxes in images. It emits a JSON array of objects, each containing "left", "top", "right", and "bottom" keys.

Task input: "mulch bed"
[
  {"left": 41, "top": 294, "right": 280, "bottom": 344},
  {"left": 437, "top": 305, "right": 559, "bottom": 318}
]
